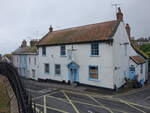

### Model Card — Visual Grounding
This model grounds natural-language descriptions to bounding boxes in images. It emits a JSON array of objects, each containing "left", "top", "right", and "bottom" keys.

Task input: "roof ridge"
[
  {"left": 38, "top": 20, "right": 120, "bottom": 46},
  {"left": 52, "top": 20, "right": 118, "bottom": 33}
]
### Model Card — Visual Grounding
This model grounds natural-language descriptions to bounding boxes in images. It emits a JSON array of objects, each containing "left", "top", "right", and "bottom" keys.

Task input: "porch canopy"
[
  {"left": 67, "top": 61, "right": 79, "bottom": 70},
  {"left": 130, "top": 56, "right": 145, "bottom": 65}
]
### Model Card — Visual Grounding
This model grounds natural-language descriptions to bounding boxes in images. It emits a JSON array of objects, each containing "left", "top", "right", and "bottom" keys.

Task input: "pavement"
[{"left": 22, "top": 78, "right": 150, "bottom": 113}]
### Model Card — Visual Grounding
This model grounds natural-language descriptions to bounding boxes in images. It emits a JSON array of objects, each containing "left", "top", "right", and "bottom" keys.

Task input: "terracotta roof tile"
[
  {"left": 130, "top": 56, "right": 145, "bottom": 64},
  {"left": 38, "top": 20, "right": 120, "bottom": 46}
]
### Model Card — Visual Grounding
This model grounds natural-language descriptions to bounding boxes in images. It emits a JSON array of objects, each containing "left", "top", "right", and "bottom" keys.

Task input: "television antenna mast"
[{"left": 112, "top": 3, "right": 121, "bottom": 13}]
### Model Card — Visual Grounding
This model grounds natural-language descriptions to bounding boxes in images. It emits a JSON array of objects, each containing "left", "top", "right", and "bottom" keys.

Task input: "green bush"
[{"left": 140, "top": 44, "right": 150, "bottom": 63}]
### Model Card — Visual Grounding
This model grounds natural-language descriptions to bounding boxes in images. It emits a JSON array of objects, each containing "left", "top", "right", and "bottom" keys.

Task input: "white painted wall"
[
  {"left": 12, "top": 21, "right": 148, "bottom": 89},
  {"left": 12, "top": 55, "right": 20, "bottom": 68},
  {"left": 37, "top": 21, "right": 148, "bottom": 89},
  {"left": 112, "top": 22, "right": 147, "bottom": 88},
  {"left": 12, "top": 54, "right": 38, "bottom": 79},
  {"left": 129, "top": 59, "right": 146, "bottom": 82},
  {"left": 38, "top": 42, "right": 114, "bottom": 89},
  {"left": 112, "top": 22, "right": 131, "bottom": 88},
  {"left": 26, "top": 54, "right": 38, "bottom": 79}
]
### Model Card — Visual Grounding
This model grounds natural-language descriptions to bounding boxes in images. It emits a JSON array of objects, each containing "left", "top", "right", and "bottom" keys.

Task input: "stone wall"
[{"left": 0, "top": 75, "right": 19, "bottom": 113}]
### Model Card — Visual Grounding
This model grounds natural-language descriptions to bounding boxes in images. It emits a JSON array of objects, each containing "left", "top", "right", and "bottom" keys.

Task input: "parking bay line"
[
  {"left": 63, "top": 91, "right": 80, "bottom": 113},
  {"left": 35, "top": 103, "right": 69, "bottom": 113},
  {"left": 47, "top": 95, "right": 126, "bottom": 113}
]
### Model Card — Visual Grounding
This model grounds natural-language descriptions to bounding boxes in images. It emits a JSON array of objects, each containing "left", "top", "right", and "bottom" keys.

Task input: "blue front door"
[
  {"left": 68, "top": 61, "right": 79, "bottom": 83},
  {"left": 129, "top": 66, "right": 136, "bottom": 80},
  {"left": 70, "top": 69, "right": 77, "bottom": 83}
]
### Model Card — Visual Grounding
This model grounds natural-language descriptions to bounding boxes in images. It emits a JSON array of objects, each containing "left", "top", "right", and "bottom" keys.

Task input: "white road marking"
[
  {"left": 63, "top": 91, "right": 80, "bottom": 113},
  {"left": 44, "top": 95, "right": 47, "bottom": 113},
  {"left": 88, "top": 110, "right": 93, "bottom": 113}
]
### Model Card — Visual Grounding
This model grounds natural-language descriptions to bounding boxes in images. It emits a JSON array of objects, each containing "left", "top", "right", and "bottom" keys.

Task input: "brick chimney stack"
[
  {"left": 49, "top": 25, "right": 53, "bottom": 33},
  {"left": 116, "top": 7, "right": 123, "bottom": 21},
  {"left": 21, "top": 40, "right": 27, "bottom": 48},
  {"left": 125, "top": 23, "right": 131, "bottom": 38}
]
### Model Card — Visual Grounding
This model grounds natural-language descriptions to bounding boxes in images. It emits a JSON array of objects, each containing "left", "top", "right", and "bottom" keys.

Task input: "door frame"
[
  {"left": 67, "top": 61, "right": 79, "bottom": 83},
  {"left": 129, "top": 65, "right": 136, "bottom": 80}
]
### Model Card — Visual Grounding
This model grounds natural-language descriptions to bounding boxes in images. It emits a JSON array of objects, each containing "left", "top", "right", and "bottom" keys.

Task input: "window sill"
[
  {"left": 90, "top": 55, "right": 100, "bottom": 57},
  {"left": 44, "top": 72, "right": 50, "bottom": 75},
  {"left": 42, "top": 55, "right": 46, "bottom": 57},
  {"left": 88, "top": 78, "right": 100, "bottom": 82},
  {"left": 55, "top": 74, "right": 62, "bottom": 77},
  {"left": 60, "top": 55, "right": 67, "bottom": 57}
]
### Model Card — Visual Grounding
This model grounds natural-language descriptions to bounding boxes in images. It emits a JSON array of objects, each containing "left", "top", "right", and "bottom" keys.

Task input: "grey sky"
[{"left": 0, "top": 0, "right": 150, "bottom": 54}]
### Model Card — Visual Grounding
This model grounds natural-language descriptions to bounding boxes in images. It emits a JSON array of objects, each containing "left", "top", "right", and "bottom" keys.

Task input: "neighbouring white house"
[
  {"left": 12, "top": 8, "right": 148, "bottom": 89},
  {"left": 12, "top": 40, "right": 38, "bottom": 79}
]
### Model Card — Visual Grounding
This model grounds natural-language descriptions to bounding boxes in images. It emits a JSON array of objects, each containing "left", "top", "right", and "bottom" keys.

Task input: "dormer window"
[
  {"left": 60, "top": 45, "right": 66, "bottom": 56},
  {"left": 91, "top": 43, "right": 99, "bottom": 56}
]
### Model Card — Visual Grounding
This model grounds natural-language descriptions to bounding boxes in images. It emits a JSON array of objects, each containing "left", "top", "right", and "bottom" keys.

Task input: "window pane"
[
  {"left": 42, "top": 47, "right": 46, "bottom": 55},
  {"left": 45, "top": 64, "right": 49, "bottom": 73},
  {"left": 61, "top": 45, "right": 66, "bottom": 56},
  {"left": 89, "top": 66, "right": 98, "bottom": 79},
  {"left": 55, "top": 64, "right": 61, "bottom": 75},
  {"left": 90, "top": 73, "right": 98, "bottom": 79},
  {"left": 91, "top": 43, "right": 99, "bottom": 55}
]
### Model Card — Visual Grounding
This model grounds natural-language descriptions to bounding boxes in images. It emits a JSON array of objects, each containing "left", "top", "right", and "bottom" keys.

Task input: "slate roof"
[
  {"left": 130, "top": 56, "right": 145, "bottom": 64},
  {"left": 12, "top": 46, "right": 37, "bottom": 55},
  {"left": 38, "top": 20, "right": 120, "bottom": 46}
]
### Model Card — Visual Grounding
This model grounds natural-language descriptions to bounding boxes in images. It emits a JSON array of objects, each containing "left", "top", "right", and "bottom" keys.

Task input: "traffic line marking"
[
  {"left": 114, "top": 84, "right": 150, "bottom": 97},
  {"left": 47, "top": 95, "right": 69, "bottom": 103},
  {"left": 62, "top": 89, "right": 104, "bottom": 97},
  {"left": 62, "top": 89, "right": 113, "bottom": 99},
  {"left": 119, "top": 99, "right": 146, "bottom": 113},
  {"left": 63, "top": 89, "right": 149, "bottom": 112},
  {"left": 44, "top": 95, "right": 47, "bottom": 113},
  {"left": 32, "top": 89, "right": 150, "bottom": 113},
  {"left": 63, "top": 91, "right": 80, "bottom": 113},
  {"left": 35, "top": 103, "right": 69, "bottom": 113},
  {"left": 32, "top": 104, "right": 43, "bottom": 113},
  {"left": 47, "top": 93, "right": 126, "bottom": 113},
  {"left": 98, "top": 96, "right": 150, "bottom": 111},
  {"left": 87, "top": 94, "right": 114, "bottom": 113},
  {"left": 32, "top": 90, "right": 60, "bottom": 100},
  {"left": 144, "top": 95, "right": 150, "bottom": 101},
  {"left": 113, "top": 97, "right": 150, "bottom": 110}
]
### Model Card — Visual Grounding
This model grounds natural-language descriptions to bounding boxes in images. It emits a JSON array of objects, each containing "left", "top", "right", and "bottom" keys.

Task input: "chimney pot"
[
  {"left": 116, "top": 7, "right": 123, "bottom": 21},
  {"left": 49, "top": 25, "right": 53, "bottom": 32},
  {"left": 30, "top": 39, "right": 38, "bottom": 46},
  {"left": 21, "top": 40, "right": 27, "bottom": 48}
]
